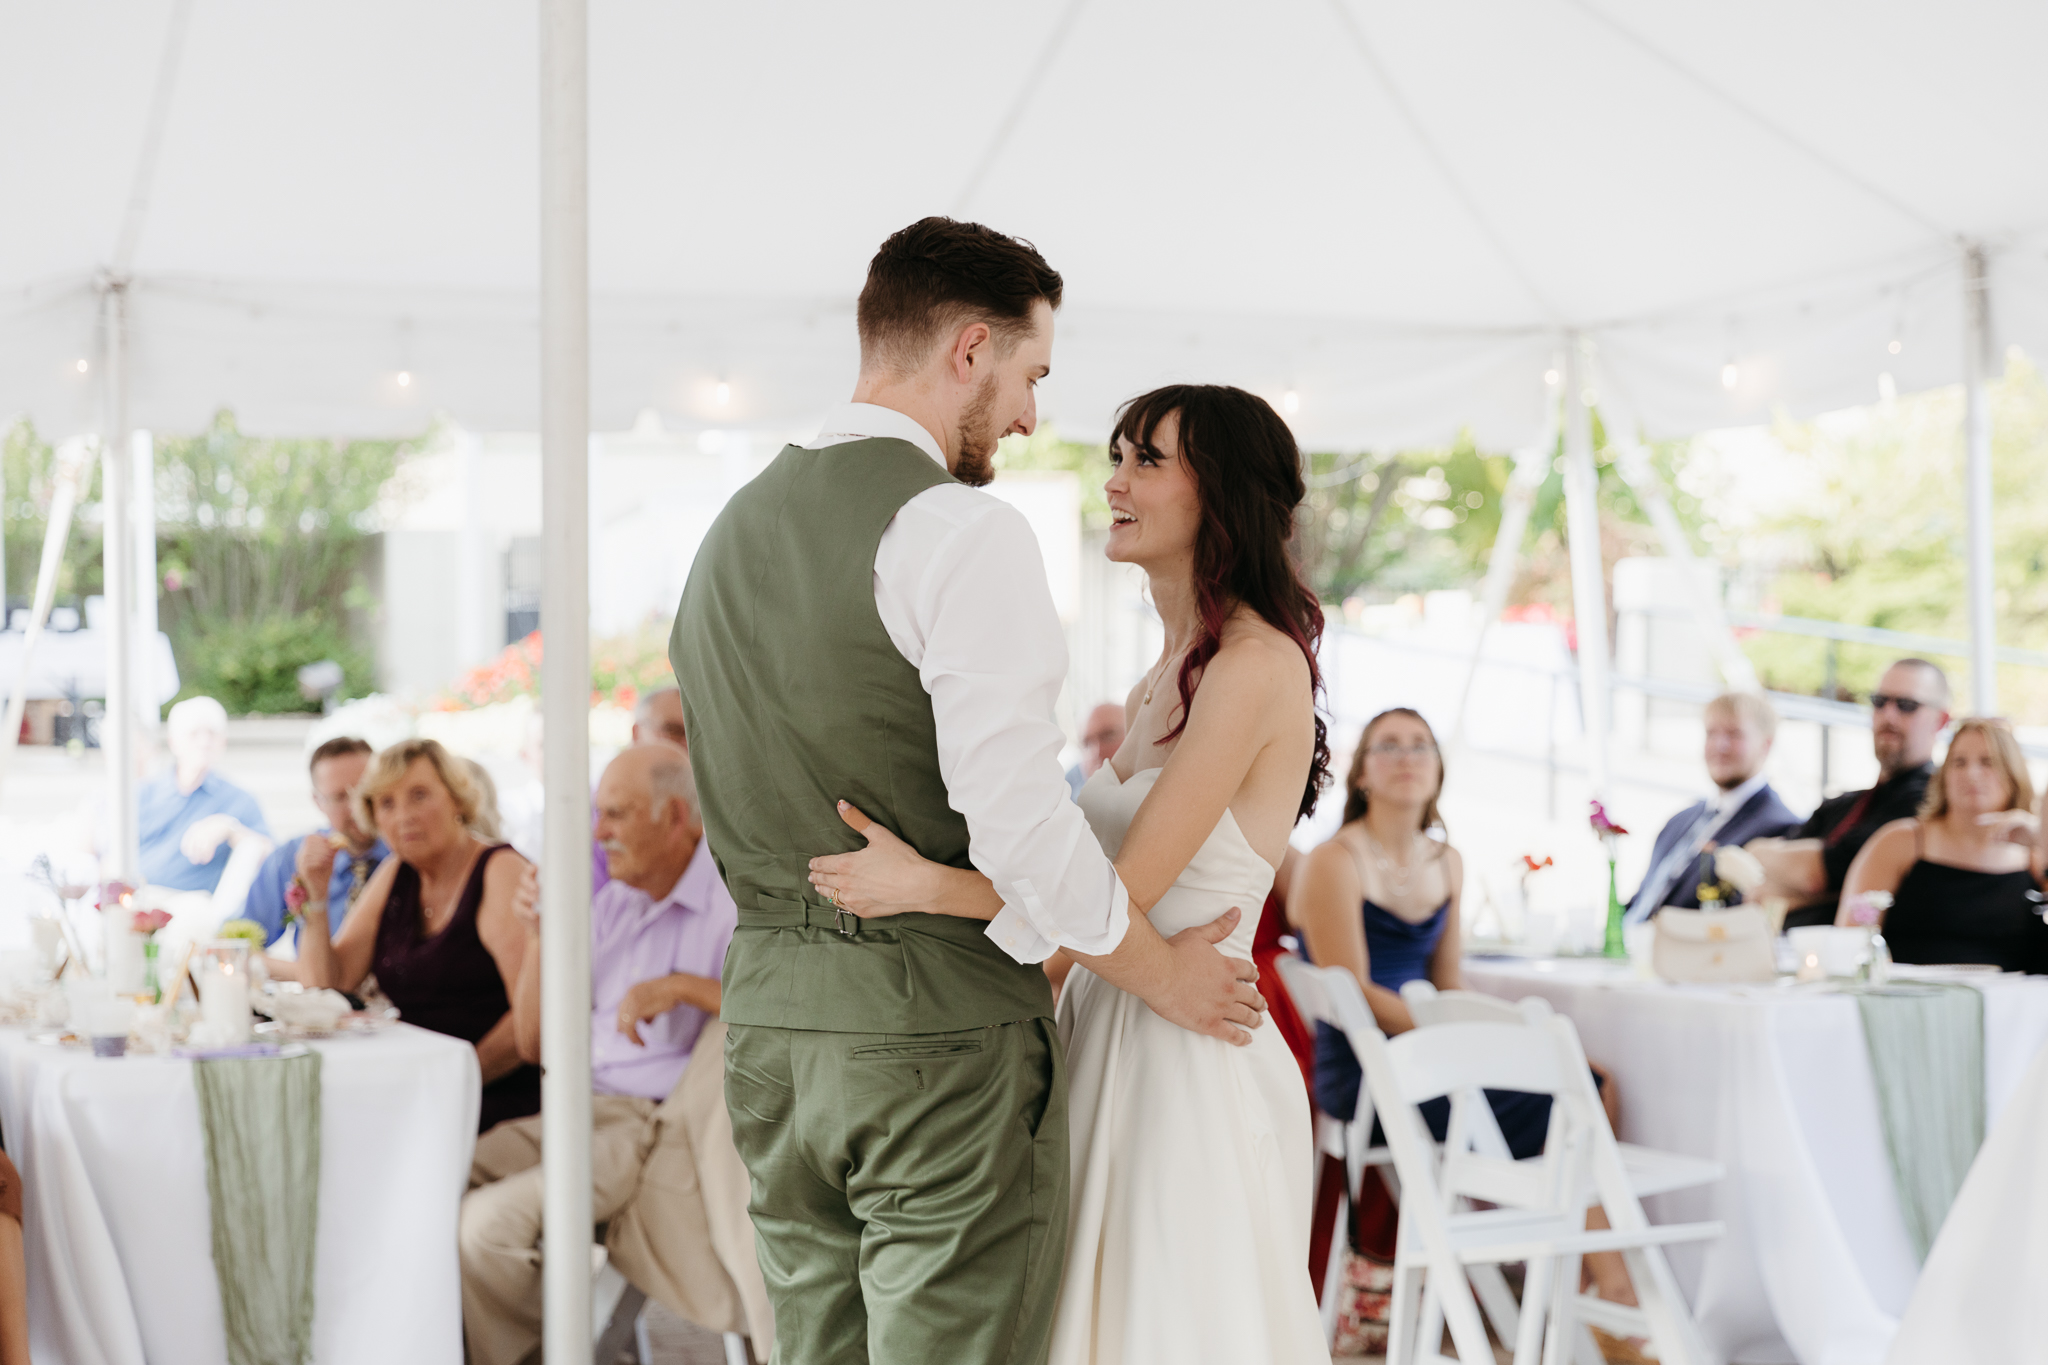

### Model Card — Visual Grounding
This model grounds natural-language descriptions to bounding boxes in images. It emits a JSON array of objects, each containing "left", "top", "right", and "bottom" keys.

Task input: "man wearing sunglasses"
[{"left": 1745, "top": 657, "right": 1951, "bottom": 929}]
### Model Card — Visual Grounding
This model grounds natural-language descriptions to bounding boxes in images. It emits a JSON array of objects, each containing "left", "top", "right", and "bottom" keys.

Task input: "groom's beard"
[{"left": 953, "top": 372, "right": 1001, "bottom": 488}]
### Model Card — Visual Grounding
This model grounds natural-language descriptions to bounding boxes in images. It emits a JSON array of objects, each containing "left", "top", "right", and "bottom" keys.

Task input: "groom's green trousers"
[{"left": 725, "top": 1019, "right": 1069, "bottom": 1365}]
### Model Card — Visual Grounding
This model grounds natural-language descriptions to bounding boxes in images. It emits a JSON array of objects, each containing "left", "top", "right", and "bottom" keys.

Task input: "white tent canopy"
[{"left": 7, "top": 0, "right": 2048, "bottom": 449}]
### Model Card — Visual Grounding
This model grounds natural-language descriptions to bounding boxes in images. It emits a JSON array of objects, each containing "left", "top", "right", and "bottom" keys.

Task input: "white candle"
[{"left": 201, "top": 951, "right": 253, "bottom": 1044}]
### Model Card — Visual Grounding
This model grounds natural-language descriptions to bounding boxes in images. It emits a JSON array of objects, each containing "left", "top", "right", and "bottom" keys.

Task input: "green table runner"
[
  {"left": 1847, "top": 982, "right": 1984, "bottom": 1262},
  {"left": 193, "top": 1050, "right": 322, "bottom": 1365}
]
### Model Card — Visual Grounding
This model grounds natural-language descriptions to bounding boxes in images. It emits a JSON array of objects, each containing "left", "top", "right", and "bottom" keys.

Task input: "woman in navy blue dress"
[{"left": 1295, "top": 708, "right": 1637, "bottom": 1321}]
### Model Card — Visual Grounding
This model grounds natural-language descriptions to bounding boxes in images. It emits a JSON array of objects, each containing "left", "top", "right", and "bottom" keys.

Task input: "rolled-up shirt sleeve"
[{"left": 875, "top": 487, "right": 1131, "bottom": 964}]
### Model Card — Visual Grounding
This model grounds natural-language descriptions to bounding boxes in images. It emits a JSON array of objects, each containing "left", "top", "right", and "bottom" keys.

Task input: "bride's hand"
[{"left": 808, "top": 802, "right": 949, "bottom": 919}]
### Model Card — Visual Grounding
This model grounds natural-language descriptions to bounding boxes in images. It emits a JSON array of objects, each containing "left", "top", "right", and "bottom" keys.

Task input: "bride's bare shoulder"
[{"left": 1205, "top": 613, "right": 1312, "bottom": 699}]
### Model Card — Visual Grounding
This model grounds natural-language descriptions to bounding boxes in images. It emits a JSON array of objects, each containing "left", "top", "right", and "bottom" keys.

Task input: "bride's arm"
[
  {"left": 1108, "top": 635, "right": 1306, "bottom": 910},
  {"left": 807, "top": 801, "right": 1004, "bottom": 920},
  {"left": 810, "top": 632, "right": 1306, "bottom": 921}
]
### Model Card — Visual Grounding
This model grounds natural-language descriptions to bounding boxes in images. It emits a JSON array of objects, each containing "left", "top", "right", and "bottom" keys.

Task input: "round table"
[
  {"left": 1463, "top": 956, "right": 2048, "bottom": 1365},
  {"left": 0, "top": 1021, "right": 480, "bottom": 1365}
]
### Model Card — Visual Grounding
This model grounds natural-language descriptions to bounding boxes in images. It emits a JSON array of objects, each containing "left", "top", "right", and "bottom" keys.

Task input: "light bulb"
[
  {"left": 1888, "top": 339, "right": 1902, "bottom": 355},
  {"left": 715, "top": 382, "right": 731, "bottom": 406},
  {"left": 1543, "top": 368, "right": 1559, "bottom": 386},
  {"left": 1282, "top": 389, "right": 1300, "bottom": 415},
  {"left": 1721, "top": 362, "right": 1739, "bottom": 390},
  {"left": 396, "top": 370, "right": 412, "bottom": 388},
  {"left": 75, "top": 359, "right": 89, "bottom": 373}
]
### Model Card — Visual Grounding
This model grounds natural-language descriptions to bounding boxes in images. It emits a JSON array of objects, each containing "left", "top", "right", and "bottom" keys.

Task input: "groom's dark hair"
[{"left": 857, "top": 217, "right": 1063, "bottom": 377}]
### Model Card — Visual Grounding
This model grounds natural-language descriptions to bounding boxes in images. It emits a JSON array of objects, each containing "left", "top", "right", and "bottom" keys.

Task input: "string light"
[
  {"left": 396, "top": 371, "right": 412, "bottom": 388},
  {"left": 1888, "top": 339, "right": 1902, "bottom": 355},
  {"left": 1721, "top": 362, "right": 1740, "bottom": 391},
  {"left": 715, "top": 381, "right": 731, "bottom": 406},
  {"left": 75, "top": 359, "right": 89, "bottom": 373},
  {"left": 1282, "top": 389, "right": 1300, "bottom": 415},
  {"left": 1544, "top": 368, "right": 1560, "bottom": 386}
]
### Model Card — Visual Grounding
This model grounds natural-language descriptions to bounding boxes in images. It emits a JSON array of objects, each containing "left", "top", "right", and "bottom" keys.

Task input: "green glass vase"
[{"left": 1602, "top": 859, "right": 1627, "bottom": 958}]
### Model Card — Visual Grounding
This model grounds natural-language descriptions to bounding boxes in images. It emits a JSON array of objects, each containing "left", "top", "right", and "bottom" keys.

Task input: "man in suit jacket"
[{"left": 1627, "top": 692, "right": 1802, "bottom": 922}]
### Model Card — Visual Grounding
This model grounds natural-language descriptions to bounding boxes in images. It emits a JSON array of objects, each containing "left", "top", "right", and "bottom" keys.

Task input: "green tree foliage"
[
  {"left": 1747, "top": 355, "right": 2048, "bottom": 713},
  {"left": 156, "top": 412, "right": 415, "bottom": 712}
]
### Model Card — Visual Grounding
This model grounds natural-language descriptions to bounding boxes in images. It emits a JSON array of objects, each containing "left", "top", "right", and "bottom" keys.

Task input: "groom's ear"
[{"left": 948, "top": 320, "right": 994, "bottom": 383}]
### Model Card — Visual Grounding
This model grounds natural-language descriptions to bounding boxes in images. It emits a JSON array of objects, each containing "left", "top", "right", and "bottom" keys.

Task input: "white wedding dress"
[{"left": 1050, "top": 765, "right": 1330, "bottom": 1364}]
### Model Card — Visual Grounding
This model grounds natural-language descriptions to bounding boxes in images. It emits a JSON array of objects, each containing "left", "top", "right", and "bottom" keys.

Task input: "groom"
[{"left": 669, "top": 217, "right": 1266, "bottom": 1364}]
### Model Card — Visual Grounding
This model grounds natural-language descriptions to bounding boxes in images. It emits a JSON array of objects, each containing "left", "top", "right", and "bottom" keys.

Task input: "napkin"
[{"left": 193, "top": 1050, "right": 322, "bottom": 1365}]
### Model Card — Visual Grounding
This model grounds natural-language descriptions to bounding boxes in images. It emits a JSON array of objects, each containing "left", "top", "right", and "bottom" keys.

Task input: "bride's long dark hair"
[{"left": 1110, "top": 384, "right": 1332, "bottom": 819}]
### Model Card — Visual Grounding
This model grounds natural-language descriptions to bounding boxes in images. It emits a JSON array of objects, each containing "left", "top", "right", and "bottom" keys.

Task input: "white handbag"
[{"left": 1652, "top": 906, "right": 1776, "bottom": 983}]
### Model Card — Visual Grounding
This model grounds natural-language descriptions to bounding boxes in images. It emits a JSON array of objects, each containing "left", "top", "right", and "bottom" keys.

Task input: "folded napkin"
[
  {"left": 1847, "top": 982, "right": 1984, "bottom": 1261},
  {"left": 193, "top": 1050, "right": 322, "bottom": 1365}
]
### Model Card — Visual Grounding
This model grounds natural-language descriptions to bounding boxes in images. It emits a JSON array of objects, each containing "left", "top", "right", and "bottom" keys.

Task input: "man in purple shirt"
[{"left": 460, "top": 743, "right": 749, "bottom": 1365}]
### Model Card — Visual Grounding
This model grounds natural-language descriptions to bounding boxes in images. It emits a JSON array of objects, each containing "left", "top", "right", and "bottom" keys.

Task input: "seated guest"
[
  {"left": 591, "top": 685, "right": 691, "bottom": 891},
  {"left": 1747, "top": 658, "right": 1949, "bottom": 930},
  {"left": 136, "top": 696, "right": 272, "bottom": 892},
  {"left": 461, "top": 744, "right": 765, "bottom": 1365},
  {"left": 1626, "top": 692, "right": 1800, "bottom": 923},
  {"left": 1064, "top": 700, "right": 1128, "bottom": 798},
  {"left": 0, "top": 1151, "right": 25, "bottom": 1365},
  {"left": 1296, "top": 708, "right": 1635, "bottom": 1319},
  {"left": 295, "top": 739, "right": 538, "bottom": 1131},
  {"left": 245, "top": 737, "right": 389, "bottom": 948},
  {"left": 1840, "top": 717, "right": 2048, "bottom": 972}
]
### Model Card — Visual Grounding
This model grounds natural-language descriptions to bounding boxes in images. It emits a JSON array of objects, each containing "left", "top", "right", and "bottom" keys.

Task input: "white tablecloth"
[
  {"left": 1463, "top": 958, "right": 2048, "bottom": 1365},
  {"left": 0, "top": 1022, "right": 480, "bottom": 1365},
  {"left": 1887, "top": 1032, "right": 2048, "bottom": 1362}
]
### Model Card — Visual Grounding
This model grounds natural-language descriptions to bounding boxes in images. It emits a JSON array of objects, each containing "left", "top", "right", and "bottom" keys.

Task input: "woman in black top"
[{"left": 1840, "top": 717, "right": 2048, "bottom": 973}]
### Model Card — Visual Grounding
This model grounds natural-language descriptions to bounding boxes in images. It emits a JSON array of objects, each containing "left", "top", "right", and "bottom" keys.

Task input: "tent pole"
[
  {"left": 132, "top": 430, "right": 160, "bottom": 733},
  {"left": 99, "top": 280, "right": 139, "bottom": 883},
  {"left": 1561, "top": 334, "right": 1611, "bottom": 803},
  {"left": 1451, "top": 354, "right": 1561, "bottom": 746},
  {"left": 0, "top": 441, "right": 94, "bottom": 790},
  {"left": 539, "top": 0, "right": 594, "bottom": 1361},
  {"left": 1962, "top": 244, "right": 1996, "bottom": 716}
]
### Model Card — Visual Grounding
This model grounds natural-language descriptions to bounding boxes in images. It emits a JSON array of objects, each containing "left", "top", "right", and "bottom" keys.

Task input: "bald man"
[
  {"left": 1064, "top": 700, "right": 1129, "bottom": 798},
  {"left": 461, "top": 745, "right": 767, "bottom": 1363}
]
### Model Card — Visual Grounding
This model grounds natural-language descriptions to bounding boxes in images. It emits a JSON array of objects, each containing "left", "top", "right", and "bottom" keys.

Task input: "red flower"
[{"left": 131, "top": 908, "right": 173, "bottom": 936}]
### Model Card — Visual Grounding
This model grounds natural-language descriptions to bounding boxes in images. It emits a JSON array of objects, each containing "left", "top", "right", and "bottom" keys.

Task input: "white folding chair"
[
  {"left": 1275, "top": 955, "right": 1403, "bottom": 1340},
  {"left": 1401, "top": 982, "right": 1724, "bottom": 1203},
  {"left": 1309, "top": 964, "right": 1722, "bottom": 1365}
]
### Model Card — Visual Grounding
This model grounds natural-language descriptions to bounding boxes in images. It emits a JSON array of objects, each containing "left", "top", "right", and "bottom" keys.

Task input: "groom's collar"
[{"left": 807, "top": 403, "right": 949, "bottom": 472}]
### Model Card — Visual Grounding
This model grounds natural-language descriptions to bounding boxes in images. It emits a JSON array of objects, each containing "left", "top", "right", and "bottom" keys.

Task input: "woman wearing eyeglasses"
[
  {"left": 1294, "top": 708, "right": 1641, "bottom": 1358},
  {"left": 1838, "top": 716, "right": 2048, "bottom": 973}
]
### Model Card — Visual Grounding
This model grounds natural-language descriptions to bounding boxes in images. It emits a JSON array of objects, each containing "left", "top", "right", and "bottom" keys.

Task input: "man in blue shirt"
[
  {"left": 137, "top": 696, "right": 272, "bottom": 892},
  {"left": 245, "top": 735, "right": 390, "bottom": 946}
]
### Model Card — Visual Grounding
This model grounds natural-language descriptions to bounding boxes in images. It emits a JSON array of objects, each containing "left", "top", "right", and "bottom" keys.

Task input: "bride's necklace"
[{"left": 1362, "top": 828, "right": 1421, "bottom": 895}]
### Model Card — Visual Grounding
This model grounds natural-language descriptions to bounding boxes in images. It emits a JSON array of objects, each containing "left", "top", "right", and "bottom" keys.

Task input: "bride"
[{"left": 807, "top": 384, "right": 1333, "bottom": 1363}]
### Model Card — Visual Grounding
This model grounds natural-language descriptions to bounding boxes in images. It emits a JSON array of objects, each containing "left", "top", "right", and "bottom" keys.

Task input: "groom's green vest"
[{"left": 669, "top": 437, "right": 1056, "bottom": 1034}]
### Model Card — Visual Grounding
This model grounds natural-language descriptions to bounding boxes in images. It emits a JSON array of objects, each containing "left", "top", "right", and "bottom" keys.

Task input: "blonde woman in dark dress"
[{"left": 296, "top": 738, "right": 540, "bottom": 1131}]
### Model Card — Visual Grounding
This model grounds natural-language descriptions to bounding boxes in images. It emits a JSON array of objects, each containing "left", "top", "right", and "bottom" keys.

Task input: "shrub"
[{"left": 172, "top": 613, "right": 373, "bottom": 716}]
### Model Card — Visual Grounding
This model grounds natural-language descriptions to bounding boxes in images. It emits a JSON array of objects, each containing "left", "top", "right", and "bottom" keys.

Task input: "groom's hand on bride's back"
[{"left": 1150, "top": 907, "right": 1266, "bottom": 1047}]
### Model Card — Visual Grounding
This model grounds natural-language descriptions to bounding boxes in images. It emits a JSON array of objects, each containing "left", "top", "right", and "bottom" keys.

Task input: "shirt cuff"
[{"left": 984, "top": 876, "right": 1133, "bottom": 965}]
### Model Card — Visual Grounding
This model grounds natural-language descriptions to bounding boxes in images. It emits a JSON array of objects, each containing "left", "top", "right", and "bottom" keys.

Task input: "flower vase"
[
  {"left": 142, "top": 939, "right": 161, "bottom": 1004},
  {"left": 1603, "top": 858, "right": 1627, "bottom": 959}
]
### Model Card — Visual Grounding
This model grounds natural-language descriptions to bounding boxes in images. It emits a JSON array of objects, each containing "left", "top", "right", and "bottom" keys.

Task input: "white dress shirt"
[{"left": 806, "top": 403, "right": 1132, "bottom": 964}]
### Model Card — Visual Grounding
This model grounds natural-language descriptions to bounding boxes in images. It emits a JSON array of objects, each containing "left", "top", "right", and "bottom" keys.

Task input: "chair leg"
[
  {"left": 1622, "top": 1245, "right": 1711, "bottom": 1365},
  {"left": 1418, "top": 1272, "right": 1445, "bottom": 1361},
  {"left": 1432, "top": 1252, "right": 1495, "bottom": 1365},
  {"left": 1320, "top": 1192, "right": 1350, "bottom": 1345},
  {"left": 1386, "top": 1254, "right": 1425, "bottom": 1365},
  {"left": 1512, "top": 1255, "right": 1553, "bottom": 1365},
  {"left": 1470, "top": 1262, "right": 1521, "bottom": 1346},
  {"left": 1540, "top": 1252, "right": 1580, "bottom": 1365}
]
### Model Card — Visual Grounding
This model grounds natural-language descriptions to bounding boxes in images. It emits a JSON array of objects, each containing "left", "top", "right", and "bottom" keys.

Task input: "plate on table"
[
  {"left": 254, "top": 1012, "right": 397, "bottom": 1042},
  {"left": 1884, "top": 963, "right": 2007, "bottom": 982}
]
